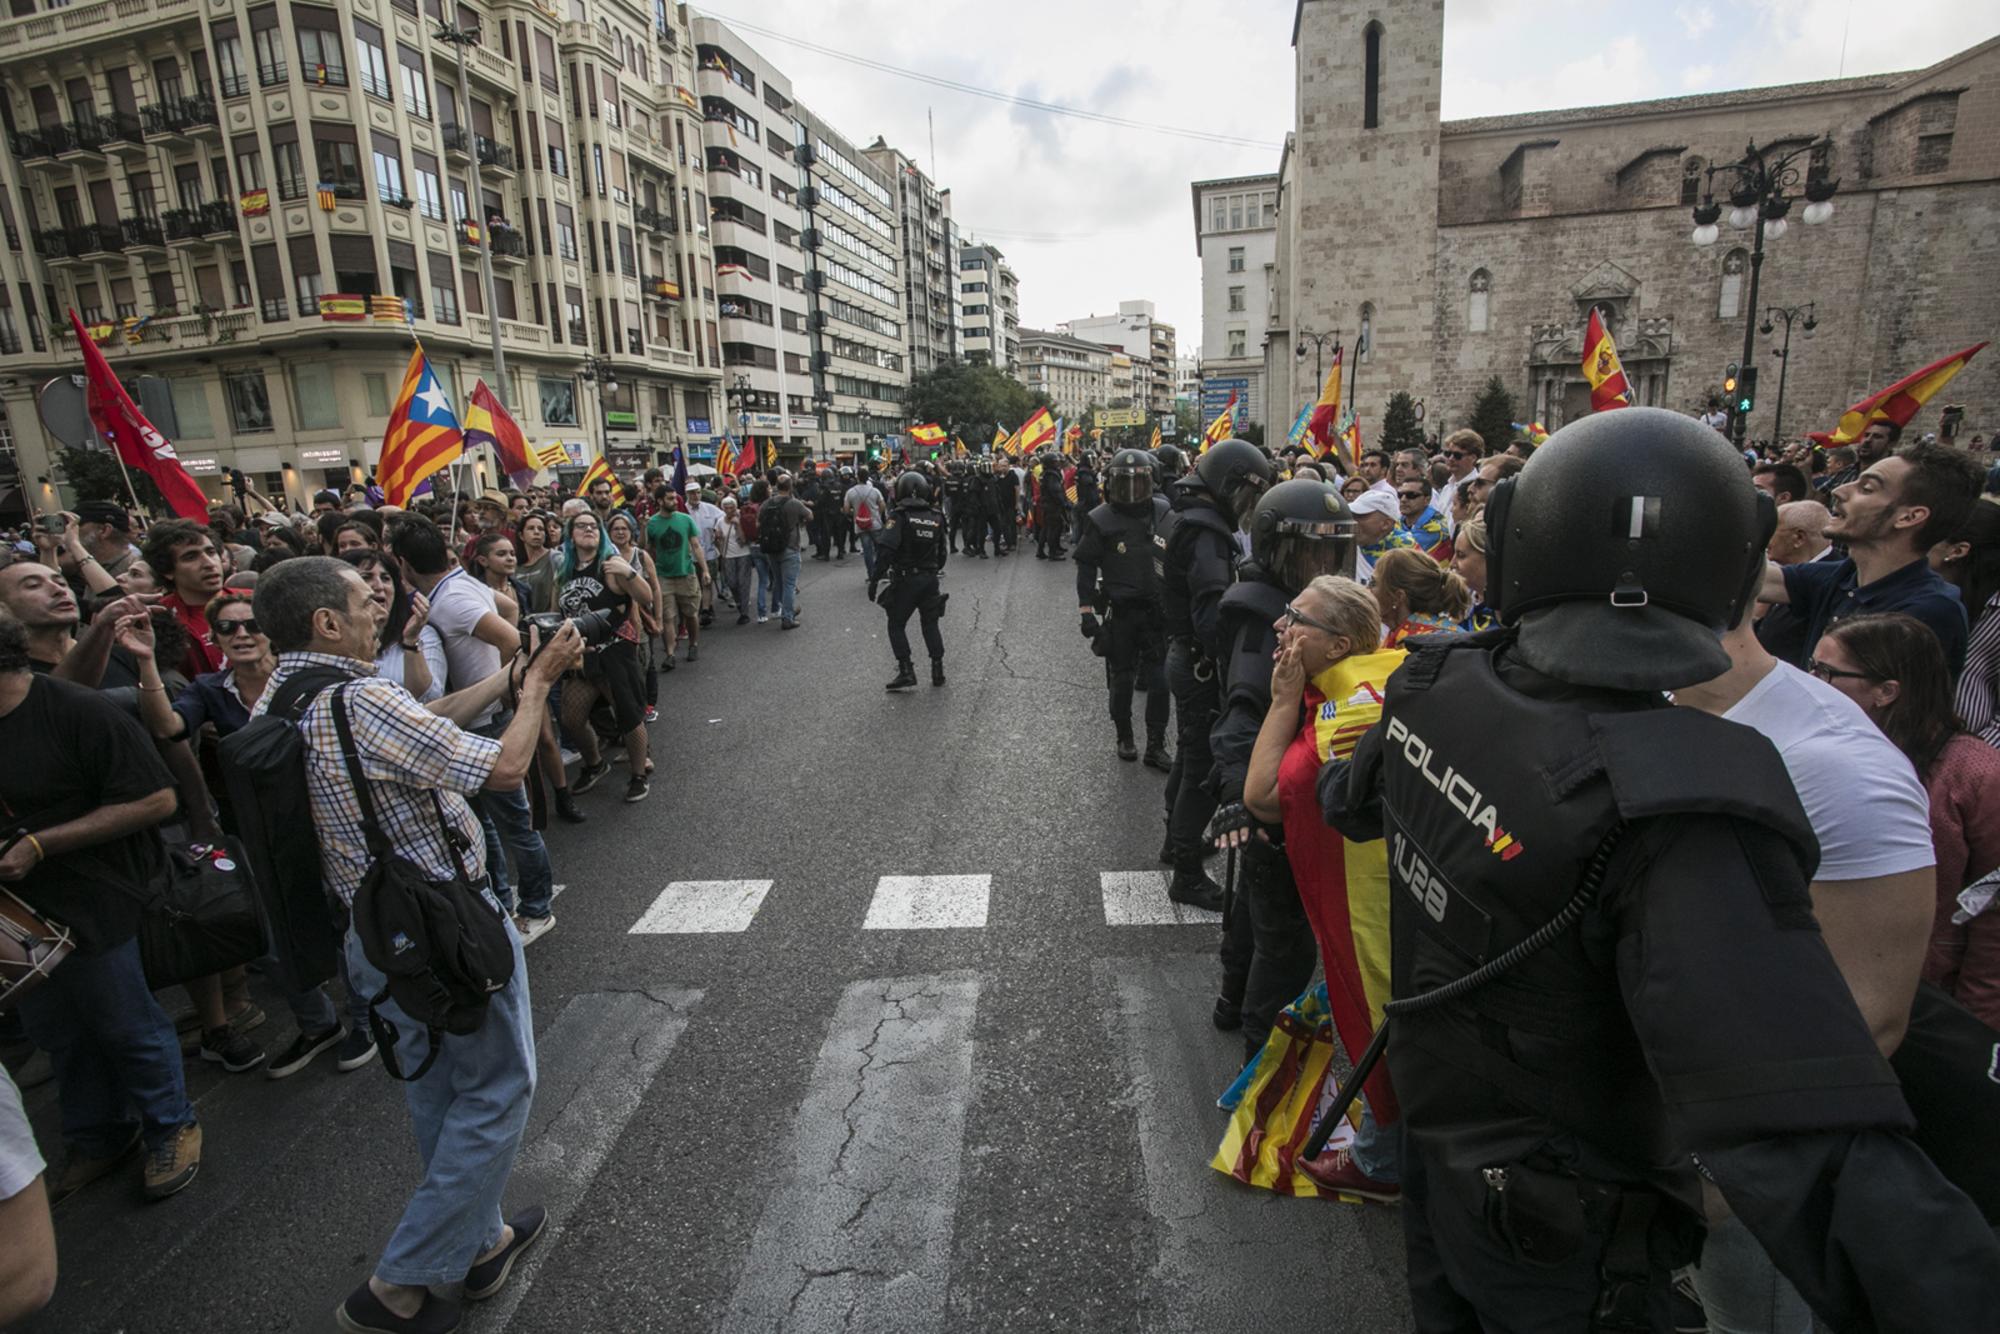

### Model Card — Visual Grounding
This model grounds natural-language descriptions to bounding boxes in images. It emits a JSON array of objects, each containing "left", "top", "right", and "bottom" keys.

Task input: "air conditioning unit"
[
  {"left": 798, "top": 186, "right": 819, "bottom": 210},
  {"left": 801, "top": 228, "right": 822, "bottom": 251},
  {"left": 812, "top": 352, "right": 831, "bottom": 372},
  {"left": 807, "top": 310, "right": 828, "bottom": 332},
  {"left": 794, "top": 143, "right": 817, "bottom": 168},
  {"left": 804, "top": 271, "right": 826, "bottom": 293}
]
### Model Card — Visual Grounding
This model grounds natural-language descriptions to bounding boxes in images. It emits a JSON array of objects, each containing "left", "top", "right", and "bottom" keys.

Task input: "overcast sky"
[{"left": 691, "top": 1, "right": 1997, "bottom": 359}]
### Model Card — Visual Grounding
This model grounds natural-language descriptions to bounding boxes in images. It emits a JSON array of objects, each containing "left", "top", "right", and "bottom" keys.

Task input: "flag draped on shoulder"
[
  {"left": 577, "top": 456, "right": 627, "bottom": 506},
  {"left": 1202, "top": 391, "right": 1238, "bottom": 451},
  {"left": 1821, "top": 341, "right": 1988, "bottom": 445},
  {"left": 1581, "top": 308, "right": 1631, "bottom": 412},
  {"left": 463, "top": 380, "right": 535, "bottom": 486},
  {"left": 67, "top": 309, "right": 211, "bottom": 520},
  {"left": 377, "top": 347, "right": 464, "bottom": 507}
]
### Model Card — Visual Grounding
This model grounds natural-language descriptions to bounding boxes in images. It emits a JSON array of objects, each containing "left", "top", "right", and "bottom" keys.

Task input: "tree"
[
  {"left": 1237, "top": 423, "right": 1266, "bottom": 449},
  {"left": 57, "top": 445, "right": 163, "bottom": 511},
  {"left": 903, "top": 359, "right": 1052, "bottom": 443},
  {"left": 1466, "top": 376, "right": 1517, "bottom": 455},
  {"left": 1380, "top": 391, "right": 1424, "bottom": 454}
]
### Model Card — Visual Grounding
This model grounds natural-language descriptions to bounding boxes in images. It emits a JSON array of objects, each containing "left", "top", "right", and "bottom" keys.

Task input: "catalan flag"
[
  {"left": 715, "top": 438, "right": 738, "bottom": 477},
  {"left": 762, "top": 438, "right": 778, "bottom": 469},
  {"left": 1821, "top": 341, "right": 1988, "bottom": 445},
  {"left": 910, "top": 422, "right": 947, "bottom": 447},
  {"left": 1201, "top": 391, "right": 1238, "bottom": 451},
  {"left": 577, "top": 456, "right": 627, "bottom": 507},
  {"left": 316, "top": 184, "right": 337, "bottom": 211},
  {"left": 464, "top": 380, "right": 535, "bottom": 485},
  {"left": 377, "top": 347, "right": 464, "bottom": 508},
  {"left": 953, "top": 436, "right": 969, "bottom": 459},
  {"left": 992, "top": 425, "right": 1009, "bottom": 455},
  {"left": 370, "top": 294, "right": 409, "bottom": 323},
  {"left": 1582, "top": 307, "right": 1631, "bottom": 412},
  {"left": 1306, "top": 347, "right": 1344, "bottom": 453},
  {"left": 1149, "top": 424, "right": 1161, "bottom": 450},
  {"left": 1017, "top": 407, "right": 1056, "bottom": 453}
]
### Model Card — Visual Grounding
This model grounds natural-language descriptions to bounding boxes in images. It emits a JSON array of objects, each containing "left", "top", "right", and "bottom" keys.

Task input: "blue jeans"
[
  {"left": 857, "top": 530, "right": 879, "bottom": 582},
  {"left": 345, "top": 912, "right": 535, "bottom": 1287},
  {"left": 1350, "top": 1098, "right": 1400, "bottom": 1184},
  {"left": 1692, "top": 1215, "right": 1813, "bottom": 1334},
  {"left": 472, "top": 716, "right": 553, "bottom": 919},
  {"left": 778, "top": 549, "right": 801, "bottom": 624},
  {"left": 17, "top": 937, "right": 194, "bottom": 1155},
  {"left": 751, "top": 551, "right": 774, "bottom": 615}
]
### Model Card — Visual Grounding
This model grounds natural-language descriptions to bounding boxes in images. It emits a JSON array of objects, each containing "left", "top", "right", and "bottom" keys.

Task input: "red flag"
[{"left": 68, "top": 309, "right": 210, "bottom": 520}]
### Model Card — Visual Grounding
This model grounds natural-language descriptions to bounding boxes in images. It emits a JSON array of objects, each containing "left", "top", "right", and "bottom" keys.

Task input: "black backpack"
[
  {"left": 216, "top": 665, "right": 351, "bottom": 995},
  {"left": 758, "top": 498, "right": 793, "bottom": 555},
  {"left": 329, "top": 686, "right": 515, "bottom": 1081}
]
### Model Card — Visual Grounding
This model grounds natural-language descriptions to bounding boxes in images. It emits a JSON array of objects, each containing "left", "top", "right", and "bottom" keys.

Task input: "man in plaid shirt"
[{"left": 249, "top": 557, "right": 580, "bottom": 1334}]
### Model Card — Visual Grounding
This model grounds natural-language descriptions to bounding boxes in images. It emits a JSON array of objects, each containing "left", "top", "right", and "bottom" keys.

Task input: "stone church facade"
[{"left": 1267, "top": 1, "right": 2000, "bottom": 445}]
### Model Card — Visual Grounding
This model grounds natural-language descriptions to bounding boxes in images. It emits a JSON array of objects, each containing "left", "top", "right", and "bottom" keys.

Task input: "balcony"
[
  {"left": 568, "top": 318, "right": 588, "bottom": 344},
  {"left": 474, "top": 135, "right": 514, "bottom": 173},
  {"left": 470, "top": 314, "right": 553, "bottom": 353},
  {"left": 121, "top": 216, "right": 165, "bottom": 251},
  {"left": 558, "top": 20, "right": 614, "bottom": 58},
  {"left": 441, "top": 124, "right": 471, "bottom": 159},
  {"left": 40, "top": 222, "right": 126, "bottom": 258},
  {"left": 649, "top": 344, "right": 697, "bottom": 370},
  {"left": 635, "top": 204, "right": 674, "bottom": 234},
  {"left": 490, "top": 229, "right": 526, "bottom": 260},
  {"left": 160, "top": 200, "right": 238, "bottom": 243},
  {"left": 0, "top": 0, "right": 203, "bottom": 58},
  {"left": 143, "top": 95, "right": 218, "bottom": 139},
  {"left": 101, "top": 110, "right": 146, "bottom": 156}
]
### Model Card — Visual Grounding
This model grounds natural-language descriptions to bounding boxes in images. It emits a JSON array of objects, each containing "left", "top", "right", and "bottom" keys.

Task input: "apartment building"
[
  {"left": 859, "top": 136, "right": 957, "bottom": 379},
  {"left": 958, "top": 239, "right": 1015, "bottom": 373},
  {"left": 692, "top": 16, "right": 906, "bottom": 460},
  {"left": 1015, "top": 326, "right": 1107, "bottom": 418},
  {"left": 0, "top": 0, "right": 723, "bottom": 508},
  {"left": 1062, "top": 299, "right": 1174, "bottom": 420},
  {"left": 1191, "top": 173, "right": 1277, "bottom": 433}
]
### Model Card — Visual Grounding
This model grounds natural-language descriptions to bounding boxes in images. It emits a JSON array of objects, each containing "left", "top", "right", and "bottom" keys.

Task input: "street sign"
[
  {"left": 1092, "top": 407, "right": 1145, "bottom": 428},
  {"left": 1201, "top": 377, "right": 1248, "bottom": 421}
]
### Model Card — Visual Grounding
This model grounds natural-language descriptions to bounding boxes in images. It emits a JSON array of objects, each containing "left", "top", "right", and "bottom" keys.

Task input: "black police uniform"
[
  {"left": 943, "top": 466, "right": 968, "bottom": 552},
  {"left": 1036, "top": 461, "right": 1069, "bottom": 559},
  {"left": 987, "top": 467, "right": 1020, "bottom": 555},
  {"left": 1074, "top": 501, "right": 1169, "bottom": 760},
  {"left": 1158, "top": 477, "right": 1238, "bottom": 881},
  {"left": 797, "top": 471, "right": 827, "bottom": 560},
  {"left": 873, "top": 494, "right": 948, "bottom": 687},
  {"left": 1071, "top": 459, "right": 1099, "bottom": 543}
]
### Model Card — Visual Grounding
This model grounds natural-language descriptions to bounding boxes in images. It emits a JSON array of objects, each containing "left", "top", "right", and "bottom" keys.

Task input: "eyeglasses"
[
  {"left": 213, "top": 617, "right": 260, "bottom": 637},
  {"left": 1280, "top": 604, "right": 1342, "bottom": 635},
  {"left": 1806, "top": 657, "right": 1877, "bottom": 684}
]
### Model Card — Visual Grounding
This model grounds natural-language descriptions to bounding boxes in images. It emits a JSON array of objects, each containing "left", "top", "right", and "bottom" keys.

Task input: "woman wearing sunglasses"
[
  {"left": 1211, "top": 575, "right": 1407, "bottom": 1203},
  {"left": 1814, "top": 613, "right": 2000, "bottom": 1028}
]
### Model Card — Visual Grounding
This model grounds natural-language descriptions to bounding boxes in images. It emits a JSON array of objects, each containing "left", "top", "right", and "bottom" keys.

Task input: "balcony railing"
[
  {"left": 568, "top": 318, "right": 587, "bottom": 344},
  {"left": 490, "top": 229, "right": 526, "bottom": 258},
  {"left": 9, "top": 129, "right": 52, "bottom": 160},
  {"left": 142, "top": 95, "right": 218, "bottom": 136},
  {"left": 259, "top": 297, "right": 288, "bottom": 322},
  {"left": 70, "top": 222, "right": 125, "bottom": 254},
  {"left": 31, "top": 226, "right": 71, "bottom": 258},
  {"left": 636, "top": 204, "right": 673, "bottom": 233},
  {"left": 219, "top": 71, "right": 249, "bottom": 98},
  {"left": 121, "top": 216, "right": 164, "bottom": 248},
  {"left": 441, "top": 125, "right": 470, "bottom": 156},
  {"left": 474, "top": 135, "right": 513, "bottom": 170},
  {"left": 160, "top": 200, "right": 237, "bottom": 241}
]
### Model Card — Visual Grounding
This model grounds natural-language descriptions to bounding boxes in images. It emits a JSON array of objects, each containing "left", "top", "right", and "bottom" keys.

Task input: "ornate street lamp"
[{"left": 1759, "top": 302, "right": 1817, "bottom": 441}]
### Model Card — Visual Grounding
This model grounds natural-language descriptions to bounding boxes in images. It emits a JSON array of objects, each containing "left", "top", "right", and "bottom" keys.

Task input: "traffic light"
[
  {"left": 1735, "top": 366, "right": 1758, "bottom": 417},
  {"left": 1722, "top": 362, "right": 1740, "bottom": 398}
]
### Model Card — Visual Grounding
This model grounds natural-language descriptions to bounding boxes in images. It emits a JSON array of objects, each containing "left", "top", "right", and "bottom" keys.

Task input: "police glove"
[
  {"left": 1080, "top": 612, "right": 1101, "bottom": 641},
  {"left": 1203, "top": 801, "right": 1262, "bottom": 850}
]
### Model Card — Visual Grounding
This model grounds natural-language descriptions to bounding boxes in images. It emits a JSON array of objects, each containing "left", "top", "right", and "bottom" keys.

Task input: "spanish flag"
[
  {"left": 377, "top": 348, "right": 464, "bottom": 508},
  {"left": 1822, "top": 341, "right": 1988, "bottom": 445},
  {"left": 910, "top": 422, "right": 946, "bottom": 447},
  {"left": 1201, "top": 391, "right": 1237, "bottom": 452},
  {"left": 1306, "top": 348, "right": 1344, "bottom": 453},
  {"left": 463, "top": 380, "right": 535, "bottom": 485},
  {"left": 1582, "top": 307, "right": 1631, "bottom": 412},
  {"left": 577, "top": 456, "right": 627, "bottom": 507},
  {"left": 1017, "top": 407, "right": 1056, "bottom": 453},
  {"left": 318, "top": 293, "right": 367, "bottom": 321}
]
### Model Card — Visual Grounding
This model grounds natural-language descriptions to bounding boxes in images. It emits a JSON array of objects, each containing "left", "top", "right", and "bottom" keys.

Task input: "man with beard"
[{"left": 1816, "top": 419, "right": 1898, "bottom": 496}]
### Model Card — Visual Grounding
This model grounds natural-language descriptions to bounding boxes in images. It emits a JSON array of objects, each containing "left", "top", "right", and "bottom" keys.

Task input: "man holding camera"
[{"left": 249, "top": 556, "right": 582, "bottom": 1334}]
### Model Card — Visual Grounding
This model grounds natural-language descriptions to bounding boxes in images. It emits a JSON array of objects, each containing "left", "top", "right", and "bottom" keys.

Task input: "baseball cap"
[
  {"left": 74, "top": 500, "right": 131, "bottom": 530},
  {"left": 1347, "top": 484, "right": 1400, "bottom": 520}
]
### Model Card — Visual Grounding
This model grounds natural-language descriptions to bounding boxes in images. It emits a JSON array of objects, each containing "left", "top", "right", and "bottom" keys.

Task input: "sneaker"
[
  {"left": 756, "top": 614, "right": 769, "bottom": 624},
  {"left": 687, "top": 642, "right": 698, "bottom": 662},
  {"left": 465, "top": 1204, "right": 548, "bottom": 1300},
  {"left": 643, "top": 706, "right": 659, "bottom": 724},
  {"left": 335, "top": 1025, "right": 379, "bottom": 1072},
  {"left": 559, "top": 747, "right": 582, "bottom": 768},
  {"left": 660, "top": 655, "right": 676, "bottom": 672},
  {"left": 513, "top": 913, "right": 556, "bottom": 947},
  {"left": 52, "top": 1128, "right": 142, "bottom": 1202},
  {"left": 573, "top": 759, "right": 612, "bottom": 794},
  {"left": 266, "top": 1026, "right": 341, "bottom": 1079},
  {"left": 143, "top": 1123, "right": 203, "bottom": 1200},
  {"left": 224, "top": 1002, "right": 266, "bottom": 1035},
  {"left": 200, "top": 1025, "right": 267, "bottom": 1073},
  {"left": 1296, "top": 1147, "right": 1400, "bottom": 1203},
  {"left": 624, "top": 775, "right": 650, "bottom": 803},
  {"left": 335, "top": 1283, "right": 462, "bottom": 1334}
]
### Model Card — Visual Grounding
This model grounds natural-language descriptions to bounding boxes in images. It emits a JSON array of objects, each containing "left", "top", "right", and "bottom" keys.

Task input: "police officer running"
[
  {"left": 1075, "top": 448, "right": 1174, "bottom": 768},
  {"left": 1322, "top": 409, "right": 2000, "bottom": 1330},
  {"left": 1159, "top": 438, "right": 1275, "bottom": 911},
  {"left": 870, "top": 470, "right": 949, "bottom": 691}
]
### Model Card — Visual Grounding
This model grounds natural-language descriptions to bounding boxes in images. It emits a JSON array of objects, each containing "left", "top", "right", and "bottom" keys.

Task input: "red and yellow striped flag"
[
  {"left": 1016, "top": 407, "right": 1056, "bottom": 453},
  {"left": 377, "top": 348, "right": 463, "bottom": 507},
  {"left": 1201, "top": 391, "right": 1237, "bottom": 452},
  {"left": 1823, "top": 341, "right": 1988, "bottom": 445},
  {"left": 1582, "top": 308, "right": 1631, "bottom": 412},
  {"left": 576, "top": 456, "right": 627, "bottom": 507},
  {"left": 715, "top": 438, "right": 739, "bottom": 476}
]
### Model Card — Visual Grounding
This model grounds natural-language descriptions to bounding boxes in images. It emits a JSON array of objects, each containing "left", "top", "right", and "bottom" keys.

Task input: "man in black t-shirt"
[{"left": 0, "top": 616, "right": 201, "bottom": 1201}]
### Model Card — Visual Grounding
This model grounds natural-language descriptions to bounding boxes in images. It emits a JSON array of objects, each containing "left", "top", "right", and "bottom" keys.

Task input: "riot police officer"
[
  {"left": 1075, "top": 449, "right": 1172, "bottom": 767},
  {"left": 1206, "top": 479, "right": 1355, "bottom": 1052},
  {"left": 1158, "top": 438, "right": 1275, "bottom": 911},
  {"left": 1152, "top": 442, "right": 1188, "bottom": 494},
  {"left": 943, "top": 461, "right": 969, "bottom": 552},
  {"left": 987, "top": 455, "right": 1020, "bottom": 556},
  {"left": 871, "top": 470, "right": 949, "bottom": 690},
  {"left": 1070, "top": 451, "right": 1099, "bottom": 545},
  {"left": 1035, "top": 451, "right": 1070, "bottom": 560},
  {"left": 1322, "top": 408, "right": 2000, "bottom": 1329}
]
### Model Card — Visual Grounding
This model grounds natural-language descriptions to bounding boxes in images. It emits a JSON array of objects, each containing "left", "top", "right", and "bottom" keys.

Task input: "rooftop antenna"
[{"left": 928, "top": 105, "right": 937, "bottom": 182}]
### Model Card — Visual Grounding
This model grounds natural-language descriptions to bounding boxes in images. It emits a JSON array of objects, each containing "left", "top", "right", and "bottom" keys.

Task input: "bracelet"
[
  {"left": 22, "top": 833, "right": 44, "bottom": 865},
  {"left": 139, "top": 682, "right": 166, "bottom": 692}
]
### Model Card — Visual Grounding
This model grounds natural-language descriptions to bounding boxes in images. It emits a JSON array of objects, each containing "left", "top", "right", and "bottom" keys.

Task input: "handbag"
[{"left": 138, "top": 840, "right": 268, "bottom": 989}]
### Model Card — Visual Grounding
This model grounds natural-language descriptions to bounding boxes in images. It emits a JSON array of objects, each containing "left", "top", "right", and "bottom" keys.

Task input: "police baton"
[{"left": 1300, "top": 1021, "right": 1389, "bottom": 1161}]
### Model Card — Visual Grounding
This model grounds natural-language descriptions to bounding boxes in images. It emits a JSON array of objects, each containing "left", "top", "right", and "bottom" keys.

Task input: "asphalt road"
[{"left": 19, "top": 532, "right": 1412, "bottom": 1333}]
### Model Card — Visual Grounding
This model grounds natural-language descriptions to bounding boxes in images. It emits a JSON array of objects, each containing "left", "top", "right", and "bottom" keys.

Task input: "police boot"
[
  {"left": 1167, "top": 864, "right": 1226, "bottom": 913},
  {"left": 885, "top": 659, "right": 918, "bottom": 692},
  {"left": 1115, "top": 726, "right": 1138, "bottom": 763},
  {"left": 1211, "top": 996, "right": 1242, "bottom": 1032},
  {"left": 1142, "top": 734, "right": 1172, "bottom": 772},
  {"left": 931, "top": 659, "right": 946, "bottom": 688}
]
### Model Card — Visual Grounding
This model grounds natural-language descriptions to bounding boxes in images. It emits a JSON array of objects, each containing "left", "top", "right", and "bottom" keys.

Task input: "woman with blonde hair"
[
  {"left": 1371, "top": 546, "right": 1471, "bottom": 647},
  {"left": 1452, "top": 516, "right": 1499, "bottom": 632}
]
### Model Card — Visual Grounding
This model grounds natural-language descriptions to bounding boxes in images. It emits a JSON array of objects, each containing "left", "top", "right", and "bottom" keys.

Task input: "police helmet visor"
[{"left": 1105, "top": 465, "right": 1154, "bottom": 507}]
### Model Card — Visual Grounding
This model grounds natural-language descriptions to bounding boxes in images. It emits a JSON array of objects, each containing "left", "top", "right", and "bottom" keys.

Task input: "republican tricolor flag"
[
  {"left": 1581, "top": 308, "right": 1631, "bottom": 412},
  {"left": 462, "top": 380, "right": 536, "bottom": 486}
]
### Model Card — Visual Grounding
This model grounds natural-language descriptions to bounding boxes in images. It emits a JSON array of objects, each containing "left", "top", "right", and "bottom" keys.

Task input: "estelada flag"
[
  {"left": 715, "top": 438, "right": 738, "bottom": 477},
  {"left": 1201, "top": 391, "right": 1237, "bottom": 452},
  {"left": 377, "top": 347, "right": 464, "bottom": 507},
  {"left": 1822, "top": 341, "right": 1988, "bottom": 445},
  {"left": 577, "top": 456, "right": 627, "bottom": 507},
  {"left": 909, "top": 422, "right": 946, "bottom": 446},
  {"left": 67, "top": 309, "right": 210, "bottom": 521},
  {"left": 1306, "top": 347, "right": 1344, "bottom": 451},
  {"left": 464, "top": 380, "right": 535, "bottom": 485},
  {"left": 1017, "top": 407, "right": 1057, "bottom": 453},
  {"left": 1334, "top": 417, "right": 1361, "bottom": 468},
  {"left": 1582, "top": 308, "right": 1631, "bottom": 412}
]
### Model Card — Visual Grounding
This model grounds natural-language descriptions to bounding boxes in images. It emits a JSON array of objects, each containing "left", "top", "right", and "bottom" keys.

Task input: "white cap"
[{"left": 1348, "top": 483, "right": 1400, "bottom": 519}]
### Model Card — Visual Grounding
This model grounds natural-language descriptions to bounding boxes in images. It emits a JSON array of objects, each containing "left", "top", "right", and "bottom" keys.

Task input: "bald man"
[{"left": 1757, "top": 499, "right": 1837, "bottom": 663}]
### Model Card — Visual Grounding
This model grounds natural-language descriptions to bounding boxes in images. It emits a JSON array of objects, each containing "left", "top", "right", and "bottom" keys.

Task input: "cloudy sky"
[{"left": 691, "top": 1, "right": 1996, "bottom": 358}]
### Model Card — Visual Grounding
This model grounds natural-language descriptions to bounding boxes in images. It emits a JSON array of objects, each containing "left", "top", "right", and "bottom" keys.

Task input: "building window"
[
  {"left": 292, "top": 362, "right": 341, "bottom": 429},
  {"left": 414, "top": 164, "right": 442, "bottom": 219},
  {"left": 316, "top": 137, "right": 363, "bottom": 193},
  {"left": 297, "top": 23, "right": 348, "bottom": 87},
  {"left": 253, "top": 22, "right": 287, "bottom": 86},
  {"left": 1227, "top": 246, "right": 1245, "bottom": 273},
  {"left": 1718, "top": 248, "right": 1746, "bottom": 319},
  {"left": 354, "top": 20, "right": 390, "bottom": 99},
  {"left": 1468, "top": 268, "right": 1490, "bottom": 333},
  {"left": 273, "top": 141, "right": 306, "bottom": 199},
  {"left": 372, "top": 150, "right": 405, "bottom": 203},
  {"left": 556, "top": 208, "right": 577, "bottom": 260},
  {"left": 170, "top": 378, "right": 214, "bottom": 438},
  {"left": 1229, "top": 196, "right": 1243, "bottom": 230},
  {"left": 1227, "top": 285, "right": 1245, "bottom": 313},
  {"left": 1363, "top": 22, "right": 1382, "bottom": 130},
  {"left": 234, "top": 147, "right": 265, "bottom": 191},
  {"left": 1227, "top": 327, "right": 1246, "bottom": 358},
  {"left": 294, "top": 268, "right": 324, "bottom": 314},
  {"left": 225, "top": 369, "right": 273, "bottom": 433},
  {"left": 363, "top": 371, "right": 390, "bottom": 416},
  {"left": 1210, "top": 196, "right": 1225, "bottom": 232},
  {"left": 399, "top": 49, "right": 430, "bottom": 119},
  {"left": 1680, "top": 157, "right": 1704, "bottom": 206},
  {"left": 540, "top": 376, "right": 577, "bottom": 424},
  {"left": 215, "top": 32, "right": 249, "bottom": 97}
]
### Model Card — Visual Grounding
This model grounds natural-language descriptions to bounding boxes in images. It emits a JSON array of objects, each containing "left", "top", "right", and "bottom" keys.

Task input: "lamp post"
[
  {"left": 1348, "top": 309, "right": 1370, "bottom": 422},
  {"left": 1690, "top": 138, "right": 1837, "bottom": 448},
  {"left": 1295, "top": 327, "right": 1340, "bottom": 405},
  {"left": 1759, "top": 302, "right": 1817, "bottom": 442},
  {"left": 727, "top": 372, "right": 752, "bottom": 450},
  {"left": 433, "top": 20, "right": 507, "bottom": 412}
]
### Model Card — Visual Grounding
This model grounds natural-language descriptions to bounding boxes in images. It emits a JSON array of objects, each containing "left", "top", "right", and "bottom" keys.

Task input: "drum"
[{"left": 0, "top": 886, "right": 73, "bottom": 1011}]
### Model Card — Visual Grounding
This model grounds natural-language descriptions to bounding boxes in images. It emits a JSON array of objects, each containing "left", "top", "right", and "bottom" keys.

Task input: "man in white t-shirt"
[
  {"left": 685, "top": 484, "right": 726, "bottom": 622},
  {"left": 1676, "top": 609, "right": 1936, "bottom": 1331}
]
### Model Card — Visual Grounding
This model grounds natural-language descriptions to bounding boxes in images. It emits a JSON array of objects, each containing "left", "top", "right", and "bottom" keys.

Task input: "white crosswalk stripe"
[
  {"left": 862, "top": 873, "right": 991, "bottom": 929},
  {"left": 1100, "top": 870, "right": 1223, "bottom": 926},
  {"left": 628, "top": 879, "right": 775, "bottom": 934}
]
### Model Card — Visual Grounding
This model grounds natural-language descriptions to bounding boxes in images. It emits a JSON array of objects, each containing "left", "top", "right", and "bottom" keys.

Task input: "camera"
[
  {"left": 524, "top": 607, "right": 620, "bottom": 660},
  {"left": 36, "top": 515, "right": 67, "bottom": 534}
]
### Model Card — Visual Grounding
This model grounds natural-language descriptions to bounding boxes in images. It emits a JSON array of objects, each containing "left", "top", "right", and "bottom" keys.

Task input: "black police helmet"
[
  {"left": 1153, "top": 443, "right": 1187, "bottom": 480},
  {"left": 1490, "top": 406, "right": 1776, "bottom": 691},
  {"left": 1248, "top": 479, "right": 1356, "bottom": 591},
  {"left": 1193, "top": 439, "right": 1279, "bottom": 524},
  {"left": 894, "top": 470, "right": 932, "bottom": 504},
  {"left": 1104, "top": 448, "right": 1156, "bottom": 512}
]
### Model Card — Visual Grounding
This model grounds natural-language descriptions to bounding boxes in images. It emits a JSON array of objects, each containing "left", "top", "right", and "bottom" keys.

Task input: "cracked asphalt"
[{"left": 20, "top": 541, "right": 1411, "bottom": 1333}]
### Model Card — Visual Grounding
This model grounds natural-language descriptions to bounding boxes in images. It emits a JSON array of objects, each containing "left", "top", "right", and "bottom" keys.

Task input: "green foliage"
[
  {"left": 57, "top": 446, "right": 163, "bottom": 511},
  {"left": 1172, "top": 401, "right": 1199, "bottom": 443},
  {"left": 1380, "top": 391, "right": 1424, "bottom": 454},
  {"left": 903, "top": 360, "right": 1053, "bottom": 442},
  {"left": 1237, "top": 423, "right": 1266, "bottom": 449},
  {"left": 1466, "top": 376, "right": 1517, "bottom": 456}
]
